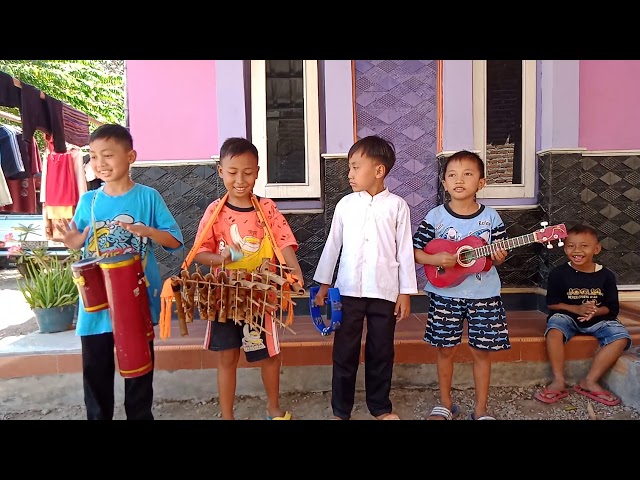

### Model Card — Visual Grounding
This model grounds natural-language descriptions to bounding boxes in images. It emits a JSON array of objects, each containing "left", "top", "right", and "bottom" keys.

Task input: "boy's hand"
[
  {"left": 314, "top": 284, "right": 329, "bottom": 307},
  {"left": 116, "top": 221, "right": 152, "bottom": 238},
  {"left": 491, "top": 245, "right": 508, "bottom": 264},
  {"left": 395, "top": 294, "right": 411, "bottom": 321},
  {"left": 221, "top": 242, "right": 243, "bottom": 262},
  {"left": 577, "top": 300, "right": 598, "bottom": 321},
  {"left": 56, "top": 220, "right": 89, "bottom": 249},
  {"left": 434, "top": 252, "right": 458, "bottom": 269}
]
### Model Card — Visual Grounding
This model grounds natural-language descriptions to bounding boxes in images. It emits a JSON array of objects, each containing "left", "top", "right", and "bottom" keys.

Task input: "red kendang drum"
[
  {"left": 98, "top": 253, "right": 155, "bottom": 379},
  {"left": 71, "top": 257, "right": 109, "bottom": 313}
]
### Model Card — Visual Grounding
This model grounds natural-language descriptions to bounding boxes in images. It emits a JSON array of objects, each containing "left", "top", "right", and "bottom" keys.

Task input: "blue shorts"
[
  {"left": 545, "top": 313, "right": 632, "bottom": 350},
  {"left": 424, "top": 293, "right": 511, "bottom": 351}
]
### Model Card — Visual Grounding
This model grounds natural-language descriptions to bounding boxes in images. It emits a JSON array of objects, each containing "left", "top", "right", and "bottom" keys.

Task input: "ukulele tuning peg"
[
  {"left": 546, "top": 243, "right": 553, "bottom": 249},
  {"left": 557, "top": 240, "right": 564, "bottom": 247},
  {"left": 540, "top": 221, "right": 549, "bottom": 228}
]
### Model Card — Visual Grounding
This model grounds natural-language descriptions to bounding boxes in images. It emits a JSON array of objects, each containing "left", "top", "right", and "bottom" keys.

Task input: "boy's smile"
[{"left": 564, "top": 232, "right": 601, "bottom": 272}]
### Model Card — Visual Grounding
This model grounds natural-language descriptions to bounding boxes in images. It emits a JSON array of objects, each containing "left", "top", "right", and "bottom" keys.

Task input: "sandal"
[
  {"left": 427, "top": 404, "right": 461, "bottom": 420},
  {"left": 267, "top": 411, "right": 292, "bottom": 420},
  {"left": 469, "top": 412, "right": 496, "bottom": 420}
]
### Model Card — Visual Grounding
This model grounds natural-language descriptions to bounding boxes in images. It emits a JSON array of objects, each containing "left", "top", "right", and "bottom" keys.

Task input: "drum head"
[
  {"left": 97, "top": 252, "right": 139, "bottom": 267},
  {"left": 72, "top": 256, "right": 102, "bottom": 269}
]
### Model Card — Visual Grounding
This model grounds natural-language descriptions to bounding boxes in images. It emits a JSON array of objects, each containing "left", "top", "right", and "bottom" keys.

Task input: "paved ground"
[
  {"left": 0, "top": 269, "right": 38, "bottom": 342},
  {"left": 2, "top": 267, "right": 639, "bottom": 421}
]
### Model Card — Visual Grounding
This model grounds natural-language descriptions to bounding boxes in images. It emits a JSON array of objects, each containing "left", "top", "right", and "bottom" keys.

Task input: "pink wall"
[
  {"left": 579, "top": 60, "right": 640, "bottom": 150},
  {"left": 126, "top": 61, "right": 218, "bottom": 161}
]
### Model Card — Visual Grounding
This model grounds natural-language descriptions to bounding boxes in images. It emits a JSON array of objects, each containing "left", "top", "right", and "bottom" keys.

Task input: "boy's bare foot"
[{"left": 375, "top": 412, "right": 400, "bottom": 420}]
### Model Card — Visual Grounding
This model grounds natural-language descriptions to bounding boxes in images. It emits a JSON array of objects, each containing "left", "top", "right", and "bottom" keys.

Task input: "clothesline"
[
  {"left": 10, "top": 76, "right": 104, "bottom": 127},
  {"left": 0, "top": 109, "right": 21, "bottom": 123}
]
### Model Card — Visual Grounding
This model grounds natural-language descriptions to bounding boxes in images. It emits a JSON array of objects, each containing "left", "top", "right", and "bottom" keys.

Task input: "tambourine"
[{"left": 309, "top": 286, "right": 342, "bottom": 336}]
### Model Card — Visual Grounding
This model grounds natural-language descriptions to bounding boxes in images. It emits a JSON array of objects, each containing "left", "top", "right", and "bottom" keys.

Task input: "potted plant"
[
  {"left": 4, "top": 223, "right": 45, "bottom": 277},
  {"left": 16, "top": 255, "right": 80, "bottom": 333}
]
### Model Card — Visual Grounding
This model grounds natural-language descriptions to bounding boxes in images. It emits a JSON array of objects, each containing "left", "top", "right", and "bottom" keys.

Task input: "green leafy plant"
[
  {"left": 4, "top": 223, "right": 43, "bottom": 265},
  {"left": 17, "top": 256, "right": 79, "bottom": 309}
]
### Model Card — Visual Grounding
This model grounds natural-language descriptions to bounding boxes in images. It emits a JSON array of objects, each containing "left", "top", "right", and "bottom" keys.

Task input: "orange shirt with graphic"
[{"left": 195, "top": 197, "right": 298, "bottom": 260}]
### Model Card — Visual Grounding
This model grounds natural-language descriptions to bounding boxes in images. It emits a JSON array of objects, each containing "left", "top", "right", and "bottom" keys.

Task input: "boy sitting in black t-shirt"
[{"left": 534, "top": 224, "right": 631, "bottom": 406}]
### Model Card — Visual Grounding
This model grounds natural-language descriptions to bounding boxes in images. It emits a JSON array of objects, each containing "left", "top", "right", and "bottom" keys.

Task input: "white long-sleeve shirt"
[{"left": 313, "top": 188, "right": 418, "bottom": 303}]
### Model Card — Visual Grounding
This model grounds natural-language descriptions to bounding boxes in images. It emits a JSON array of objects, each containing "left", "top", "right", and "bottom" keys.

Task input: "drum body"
[
  {"left": 98, "top": 253, "right": 154, "bottom": 378},
  {"left": 71, "top": 257, "right": 109, "bottom": 313}
]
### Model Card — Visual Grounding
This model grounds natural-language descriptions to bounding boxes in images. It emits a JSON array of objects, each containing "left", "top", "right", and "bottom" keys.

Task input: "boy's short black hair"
[
  {"left": 348, "top": 135, "right": 396, "bottom": 177},
  {"left": 443, "top": 150, "right": 485, "bottom": 179},
  {"left": 90, "top": 124, "right": 133, "bottom": 151},
  {"left": 568, "top": 224, "right": 599, "bottom": 240},
  {"left": 219, "top": 137, "right": 259, "bottom": 163}
]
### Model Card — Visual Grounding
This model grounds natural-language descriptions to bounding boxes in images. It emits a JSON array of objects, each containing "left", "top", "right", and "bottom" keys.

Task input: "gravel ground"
[{"left": 2, "top": 385, "right": 639, "bottom": 420}]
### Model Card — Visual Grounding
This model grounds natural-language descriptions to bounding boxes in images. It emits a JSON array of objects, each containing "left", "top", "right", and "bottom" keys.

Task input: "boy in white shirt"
[{"left": 313, "top": 135, "right": 418, "bottom": 420}]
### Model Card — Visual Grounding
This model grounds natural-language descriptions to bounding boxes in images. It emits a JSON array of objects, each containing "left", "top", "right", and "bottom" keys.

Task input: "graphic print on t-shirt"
[{"left": 87, "top": 213, "right": 149, "bottom": 259}]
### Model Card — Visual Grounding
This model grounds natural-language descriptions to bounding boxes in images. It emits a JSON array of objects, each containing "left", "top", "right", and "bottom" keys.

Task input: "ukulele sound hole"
[{"left": 457, "top": 246, "right": 476, "bottom": 267}]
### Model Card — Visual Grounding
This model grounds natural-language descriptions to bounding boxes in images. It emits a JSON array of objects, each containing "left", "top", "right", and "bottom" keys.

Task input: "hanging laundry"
[
  {"left": 62, "top": 103, "right": 90, "bottom": 147},
  {"left": 0, "top": 124, "right": 25, "bottom": 177},
  {"left": 40, "top": 137, "right": 86, "bottom": 241},
  {"left": 0, "top": 71, "right": 21, "bottom": 109},
  {"left": 0, "top": 163, "right": 12, "bottom": 207},
  {"left": 19, "top": 83, "right": 66, "bottom": 153},
  {"left": 0, "top": 124, "right": 41, "bottom": 214}
]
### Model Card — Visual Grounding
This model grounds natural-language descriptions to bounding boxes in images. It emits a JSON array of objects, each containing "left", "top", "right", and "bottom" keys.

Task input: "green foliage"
[
  {"left": 0, "top": 60, "right": 125, "bottom": 125},
  {"left": 17, "top": 255, "right": 80, "bottom": 309}
]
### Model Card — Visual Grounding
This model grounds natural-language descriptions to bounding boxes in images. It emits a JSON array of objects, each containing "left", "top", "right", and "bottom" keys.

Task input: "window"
[
  {"left": 250, "top": 60, "right": 321, "bottom": 198},
  {"left": 473, "top": 60, "right": 536, "bottom": 199}
]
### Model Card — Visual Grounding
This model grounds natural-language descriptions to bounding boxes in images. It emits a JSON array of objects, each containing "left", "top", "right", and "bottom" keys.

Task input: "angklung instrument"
[{"left": 158, "top": 192, "right": 305, "bottom": 340}]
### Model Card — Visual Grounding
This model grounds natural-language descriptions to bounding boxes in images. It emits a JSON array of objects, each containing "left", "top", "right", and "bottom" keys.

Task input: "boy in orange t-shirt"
[{"left": 194, "top": 137, "right": 303, "bottom": 420}]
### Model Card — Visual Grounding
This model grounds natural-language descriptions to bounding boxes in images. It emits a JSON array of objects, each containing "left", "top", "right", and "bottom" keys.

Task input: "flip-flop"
[
  {"left": 267, "top": 411, "right": 292, "bottom": 420},
  {"left": 573, "top": 384, "right": 621, "bottom": 406},
  {"left": 469, "top": 412, "right": 496, "bottom": 420},
  {"left": 533, "top": 387, "right": 570, "bottom": 404},
  {"left": 427, "top": 404, "right": 461, "bottom": 420}
]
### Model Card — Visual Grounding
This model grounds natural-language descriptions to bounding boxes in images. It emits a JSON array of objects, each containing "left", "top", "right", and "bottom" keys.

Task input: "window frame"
[
  {"left": 250, "top": 60, "right": 321, "bottom": 198},
  {"left": 472, "top": 60, "right": 537, "bottom": 199}
]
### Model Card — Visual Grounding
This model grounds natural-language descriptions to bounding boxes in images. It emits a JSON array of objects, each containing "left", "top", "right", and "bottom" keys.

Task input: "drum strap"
[{"left": 90, "top": 189, "right": 101, "bottom": 256}]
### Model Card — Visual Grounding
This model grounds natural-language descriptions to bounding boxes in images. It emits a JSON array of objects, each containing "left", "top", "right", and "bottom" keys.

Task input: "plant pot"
[
  {"left": 16, "top": 260, "right": 42, "bottom": 278},
  {"left": 33, "top": 304, "right": 76, "bottom": 333}
]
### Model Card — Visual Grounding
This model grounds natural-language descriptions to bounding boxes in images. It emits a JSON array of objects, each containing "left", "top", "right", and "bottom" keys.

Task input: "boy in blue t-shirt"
[
  {"left": 58, "top": 124, "right": 183, "bottom": 420},
  {"left": 413, "top": 150, "right": 508, "bottom": 421}
]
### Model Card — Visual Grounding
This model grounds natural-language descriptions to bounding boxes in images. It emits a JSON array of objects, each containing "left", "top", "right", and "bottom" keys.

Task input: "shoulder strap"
[
  {"left": 250, "top": 195, "right": 286, "bottom": 266},
  {"left": 182, "top": 192, "right": 229, "bottom": 269}
]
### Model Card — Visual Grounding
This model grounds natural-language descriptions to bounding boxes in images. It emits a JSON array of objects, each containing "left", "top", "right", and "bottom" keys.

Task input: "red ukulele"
[{"left": 423, "top": 222, "right": 567, "bottom": 288}]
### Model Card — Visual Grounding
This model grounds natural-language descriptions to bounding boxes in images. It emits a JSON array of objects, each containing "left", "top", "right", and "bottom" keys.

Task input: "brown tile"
[
  {"left": 0, "top": 354, "right": 59, "bottom": 378},
  {"left": 154, "top": 349, "right": 203, "bottom": 371},
  {"left": 281, "top": 344, "right": 333, "bottom": 366},
  {"left": 487, "top": 343, "right": 522, "bottom": 362},
  {"left": 395, "top": 344, "right": 437, "bottom": 364},
  {"left": 201, "top": 350, "right": 218, "bottom": 369},
  {"left": 56, "top": 353, "right": 83, "bottom": 374},
  {"left": 564, "top": 337, "right": 599, "bottom": 360},
  {"left": 519, "top": 339, "right": 549, "bottom": 361}
]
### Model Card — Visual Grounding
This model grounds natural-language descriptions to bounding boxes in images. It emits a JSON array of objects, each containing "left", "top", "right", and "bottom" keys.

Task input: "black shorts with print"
[{"left": 424, "top": 292, "right": 511, "bottom": 351}]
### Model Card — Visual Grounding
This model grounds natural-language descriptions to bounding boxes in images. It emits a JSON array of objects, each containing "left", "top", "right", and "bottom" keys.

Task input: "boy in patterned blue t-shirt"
[{"left": 413, "top": 150, "right": 508, "bottom": 421}]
